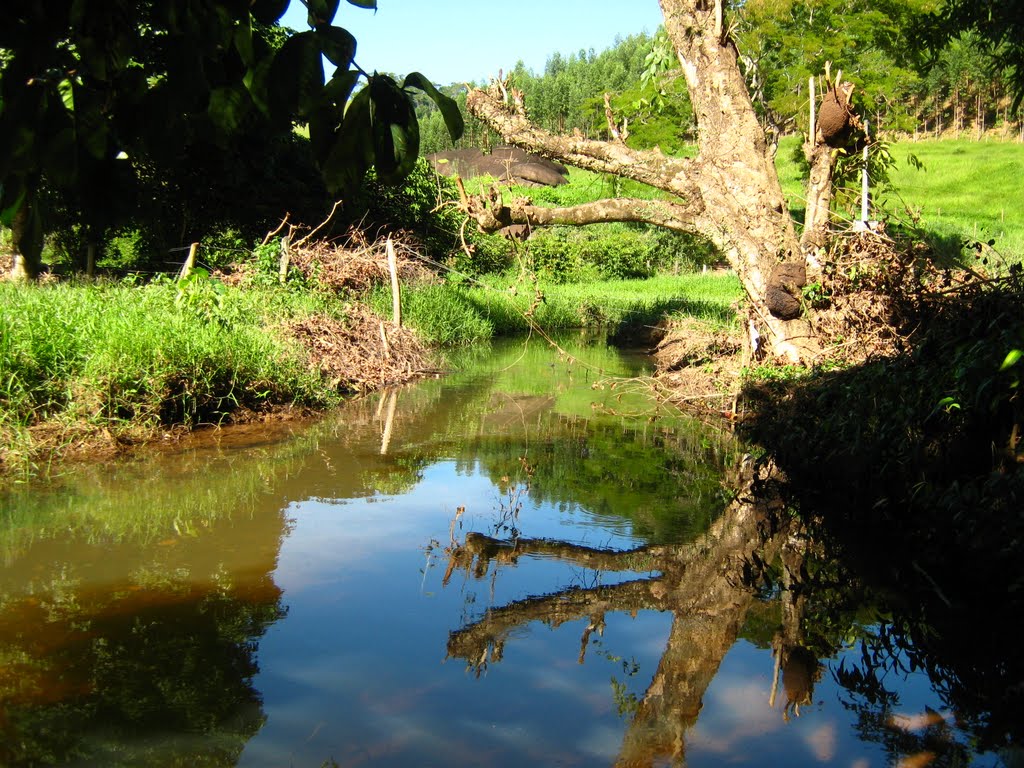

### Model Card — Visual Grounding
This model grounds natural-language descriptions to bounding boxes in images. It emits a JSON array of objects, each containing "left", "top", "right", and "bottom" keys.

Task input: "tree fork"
[{"left": 461, "top": 0, "right": 832, "bottom": 363}]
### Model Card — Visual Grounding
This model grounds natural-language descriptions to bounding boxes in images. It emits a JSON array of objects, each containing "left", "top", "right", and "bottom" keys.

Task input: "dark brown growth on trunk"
[{"left": 456, "top": 0, "right": 856, "bottom": 364}]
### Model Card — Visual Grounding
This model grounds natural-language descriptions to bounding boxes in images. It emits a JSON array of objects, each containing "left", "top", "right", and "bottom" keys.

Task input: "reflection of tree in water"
[
  {"left": 0, "top": 441, "right": 297, "bottom": 767},
  {"left": 0, "top": 580, "right": 284, "bottom": 767},
  {"left": 442, "top": 464, "right": 793, "bottom": 766},
  {"left": 441, "top": 462, "right": 1014, "bottom": 767}
]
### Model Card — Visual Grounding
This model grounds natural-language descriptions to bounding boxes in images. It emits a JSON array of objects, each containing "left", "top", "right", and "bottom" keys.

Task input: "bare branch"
[
  {"left": 446, "top": 578, "right": 667, "bottom": 665},
  {"left": 466, "top": 88, "right": 696, "bottom": 194},
  {"left": 447, "top": 532, "right": 670, "bottom": 574},
  {"left": 460, "top": 186, "right": 707, "bottom": 236}
]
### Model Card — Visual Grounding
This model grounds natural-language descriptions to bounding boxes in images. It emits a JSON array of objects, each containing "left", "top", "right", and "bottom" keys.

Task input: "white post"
[
  {"left": 808, "top": 76, "right": 816, "bottom": 142},
  {"left": 860, "top": 120, "right": 870, "bottom": 224},
  {"left": 386, "top": 236, "right": 401, "bottom": 328}
]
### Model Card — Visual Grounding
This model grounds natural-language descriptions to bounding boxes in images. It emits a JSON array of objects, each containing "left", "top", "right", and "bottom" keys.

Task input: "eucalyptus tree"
[{"left": 0, "top": 0, "right": 463, "bottom": 280}]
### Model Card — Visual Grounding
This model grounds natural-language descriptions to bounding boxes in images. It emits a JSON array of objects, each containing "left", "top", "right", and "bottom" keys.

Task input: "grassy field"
[
  {"left": 776, "top": 135, "right": 1024, "bottom": 259},
  {"left": 371, "top": 272, "right": 742, "bottom": 346}
]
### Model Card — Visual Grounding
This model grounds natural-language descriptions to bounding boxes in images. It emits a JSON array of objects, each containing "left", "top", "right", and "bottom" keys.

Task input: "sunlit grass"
[
  {"left": 775, "top": 135, "right": 1024, "bottom": 259},
  {"left": 387, "top": 272, "right": 743, "bottom": 345},
  {"left": 0, "top": 279, "right": 342, "bottom": 476}
]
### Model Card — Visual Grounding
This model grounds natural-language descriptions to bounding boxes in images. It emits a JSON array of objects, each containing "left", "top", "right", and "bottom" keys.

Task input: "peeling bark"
[{"left": 459, "top": 0, "right": 843, "bottom": 364}]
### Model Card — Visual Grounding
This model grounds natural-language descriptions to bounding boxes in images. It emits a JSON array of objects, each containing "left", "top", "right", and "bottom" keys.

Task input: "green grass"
[
  {"left": 887, "top": 139, "right": 1024, "bottom": 258},
  {"left": 377, "top": 272, "right": 743, "bottom": 346},
  {"left": 0, "top": 279, "right": 343, "bottom": 475},
  {"left": 775, "top": 135, "right": 1024, "bottom": 259}
]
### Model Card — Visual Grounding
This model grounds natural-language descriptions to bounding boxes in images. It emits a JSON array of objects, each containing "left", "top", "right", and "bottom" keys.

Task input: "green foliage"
[
  {"left": 774, "top": 135, "right": 1024, "bottom": 260},
  {"left": 369, "top": 284, "right": 494, "bottom": 345},
  {"left": 525, "top": 226, "right": 659, "bottom": 283},
  {"left": 0, "top": 280, "right": 343, "bottom": 472},
  {"left": 386, "top": 273, "right": 742, "bottom": 344},
  {"left": 933, "top": 0, "right": 1024, "bottom": 109},
  {"left": 349, "top": 159, "right": 512, "bottom": 275},
  {"left": 0, "top": 0, "right": 462, "bottom": 276}
]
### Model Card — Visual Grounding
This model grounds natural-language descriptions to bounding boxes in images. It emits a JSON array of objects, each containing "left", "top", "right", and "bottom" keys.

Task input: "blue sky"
[{"left": 280, "top": 0, "right": 666, "bottom": 86}]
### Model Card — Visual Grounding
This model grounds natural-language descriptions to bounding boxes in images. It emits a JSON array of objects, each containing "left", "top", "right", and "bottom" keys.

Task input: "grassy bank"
[
  {"left": 0, "top": 279, "right": 344, "bottom": 476},
  {"left": 776, "top": 135, "right": 1024, "bottom": 258},
  {"left": 370, "top": 272, "right": 742, "bottom": 346},
  {"left": 1, "top": 271, "right": 743, "bottom": 478}
]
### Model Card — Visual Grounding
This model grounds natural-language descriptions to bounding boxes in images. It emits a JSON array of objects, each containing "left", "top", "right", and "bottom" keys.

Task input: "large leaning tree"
[
  {"left": 459, "top": 0, "right": 867, "bottom": 364},
  {"left": 0, "top": 0, "right": 463, "bottom": 282}
]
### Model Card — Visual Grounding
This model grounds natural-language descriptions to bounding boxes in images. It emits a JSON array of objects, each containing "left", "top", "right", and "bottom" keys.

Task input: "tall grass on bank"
[
  {"left": 0, "top": 280, "right": 339, "bottom": 474},
  {"left": 371, "top": 272, "right": 743, "bottom": 346}
]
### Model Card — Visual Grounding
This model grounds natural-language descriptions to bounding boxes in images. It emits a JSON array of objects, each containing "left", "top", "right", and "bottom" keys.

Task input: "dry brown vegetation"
[{"left": 284, "top": 303, "right": 434, "bottom": 393}]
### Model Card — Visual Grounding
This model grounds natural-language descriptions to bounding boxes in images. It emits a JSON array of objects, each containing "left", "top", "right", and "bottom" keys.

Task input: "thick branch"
[
  {"left": 448, "top": 532, "right": 670, "bottom": 573},
  {"left": 446, "top": 578, "right": 668, "bottom": 666},
  {"left": 466, "top": 88, "right": 697, "bottom": 196},
  {"left": 460, "top": 185, "right": 706, "bottom": 235}
]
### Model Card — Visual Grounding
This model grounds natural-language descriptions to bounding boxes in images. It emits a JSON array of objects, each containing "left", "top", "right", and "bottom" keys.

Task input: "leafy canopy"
[{"left": 0, "top": 0, "right": 463, "bottom": 265}]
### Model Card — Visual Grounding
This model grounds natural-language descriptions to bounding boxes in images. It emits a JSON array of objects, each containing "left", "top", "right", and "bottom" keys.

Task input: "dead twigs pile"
[
  {"left": 284, "top": 228, "right": 436, "bottom": 293},
  {"left": 285, "top": 302, "right": 432, "bottom": 393},
  {"left": 808, "top": 228, "right": 1010, "bottom": 365}
]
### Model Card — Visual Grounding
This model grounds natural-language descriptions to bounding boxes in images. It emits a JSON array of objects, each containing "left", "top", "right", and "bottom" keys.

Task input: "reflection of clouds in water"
[
  {"left": 577, "top": 723, "right": 628, "bottom": 761},
  {"left": 530, "top": 663, "right": 610, "bottom": 714},
  {"left": 806, "top": 722, "right": 837, "bottom": 762},
  {"left": 689, "top": 680, "right": 783, "bottom": 753}
]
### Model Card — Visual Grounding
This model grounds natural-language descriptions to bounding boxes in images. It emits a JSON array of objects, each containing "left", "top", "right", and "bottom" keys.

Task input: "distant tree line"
[{"left": 418, "top": 0, "right": 1024, "bottom": 156}]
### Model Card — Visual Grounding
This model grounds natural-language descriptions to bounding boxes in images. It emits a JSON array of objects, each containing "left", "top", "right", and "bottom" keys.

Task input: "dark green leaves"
[
  {"left": 306, "top": 0, "right": 341, "bottom": 28},
  {"left": 316, "top": 25, "right": 357, "bottom": 68},
  {"left": 250, "top": 0, "right": 289, "bottom": 25},
  {"left": 369, "top": 75, "right": 419, "bottom": 183},
  {"left": 323, "top": 84, "right": 373, "bottom": 196},
  {"left": 346, "top": 0, "right": 378, "bottom": 8},
  {"left": 209, "top": 86, "right": 251, "bottom": 139},
  {"left": 309, "top": 70, "right": 466, "bottom": 197},
  {"left": 268, "top": 30, "right": 324, "bottom": 120},
  {"left": 402, "top": 72, "right": 465, "bottom": 144}
]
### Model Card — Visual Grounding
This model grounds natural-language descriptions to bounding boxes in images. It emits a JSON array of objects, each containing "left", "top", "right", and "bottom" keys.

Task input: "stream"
[{"left": 0, "top": 333, "right": 1013, "bottom": 767}]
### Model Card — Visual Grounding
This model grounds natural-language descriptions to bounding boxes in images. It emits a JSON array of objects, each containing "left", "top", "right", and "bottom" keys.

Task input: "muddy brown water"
[{"left": 0, "top": 333, "right": 1009, "bottom": 766}]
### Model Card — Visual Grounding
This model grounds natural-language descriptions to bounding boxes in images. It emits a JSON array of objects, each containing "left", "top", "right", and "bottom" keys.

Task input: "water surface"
[{"left": 0, "top": 333, "right": 1009, "bottom": 766}]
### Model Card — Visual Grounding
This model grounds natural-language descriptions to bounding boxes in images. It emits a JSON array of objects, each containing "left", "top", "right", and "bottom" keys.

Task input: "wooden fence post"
[
  {"left": 178, "top": 242, "right": 199, "bottom": 280},
  {"left": 279, "top": 232, "right": 291, "bottom": 284},
  {"left": 386, "top": 236, "right": 401, "bottom": 328}
]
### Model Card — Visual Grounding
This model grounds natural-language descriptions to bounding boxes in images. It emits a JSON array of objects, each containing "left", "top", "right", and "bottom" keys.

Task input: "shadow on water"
[{"left": 741, "top": 276, "right": 1024, "bottom": 756}]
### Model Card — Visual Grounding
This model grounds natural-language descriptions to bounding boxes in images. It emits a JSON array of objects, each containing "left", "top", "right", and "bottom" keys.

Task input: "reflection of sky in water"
[
  {"left": 240, "top": 453, "right": 1004, "bottom": 767},
  {"left": 244, "top": 459, "right": 665, "bottom": 767}
]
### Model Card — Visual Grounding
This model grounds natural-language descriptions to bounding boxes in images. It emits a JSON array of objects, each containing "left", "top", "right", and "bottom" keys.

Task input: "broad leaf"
[
  {"left": 322, "top": 85, "right": 373, "bottom": 195},
  {"left": 368, "top": 75, "right": 419, "bottom": 182},
  {"left": 209, "top": 86, "right": 251, "bottom": 140},
  {"left": 234, "top": 17, "right": 255, "bottom": 66},
  {"left": 269, "top": 31, "right": 324, "bottom": 120},
  {"left": 307, "top": 0, "right": 342, "bottom": 27},
  {"left": 346, "top": 0, "right": 377, "bottom": 8},
  {"left": 402, "top": 72, "right": 464, "bottom": 142},
  {"left": 317, "top": 25, "right": 357, "bottom": 68},
  {"left": 250, "top": 0, "right": 290, "bottom": 25},
  {"left": 309, "top": 69, "right": 360, "bottom": 161},
  {"left": 1000, "top": 349, "right": 1023, "bottom": 371}
]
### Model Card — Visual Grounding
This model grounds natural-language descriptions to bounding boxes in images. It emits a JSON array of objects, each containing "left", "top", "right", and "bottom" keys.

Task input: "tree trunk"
[
  {"left": 9, "top": 198, "right": 41, "bottom": 282},
  {"left": 459, "top": 0, "right": 833, "bottom": 364}
]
